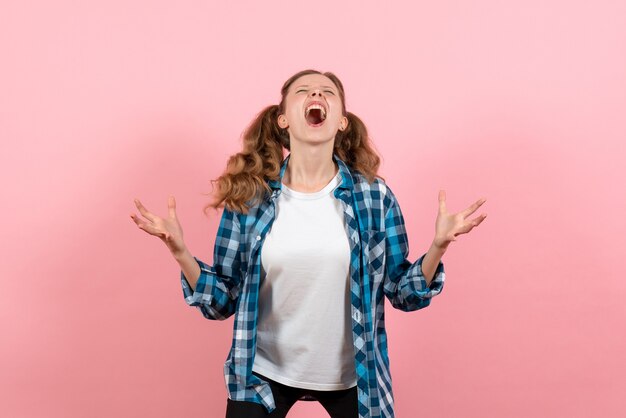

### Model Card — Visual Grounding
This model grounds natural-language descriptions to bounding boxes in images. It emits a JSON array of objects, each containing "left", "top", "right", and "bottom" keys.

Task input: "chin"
[{"left": 308, "top": 131, "right": 337, "bottom": 141}]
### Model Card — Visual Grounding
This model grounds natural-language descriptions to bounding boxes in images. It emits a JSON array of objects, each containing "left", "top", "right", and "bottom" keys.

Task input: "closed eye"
[{"left": 295, "top": 89, "right": 335, "bottom": 95}]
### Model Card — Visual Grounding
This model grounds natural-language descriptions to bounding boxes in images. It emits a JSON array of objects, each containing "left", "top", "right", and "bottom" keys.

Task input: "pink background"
[{"left": 1, "top": 1, "right": 625, "bottom": 417}]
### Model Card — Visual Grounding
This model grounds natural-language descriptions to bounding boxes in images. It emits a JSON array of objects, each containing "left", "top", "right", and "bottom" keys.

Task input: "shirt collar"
[{"left": 268, "top": 153, "right": 354, "bottom": 191}]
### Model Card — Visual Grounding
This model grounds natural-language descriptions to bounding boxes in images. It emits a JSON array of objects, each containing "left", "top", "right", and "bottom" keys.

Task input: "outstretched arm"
[
  {"left": 382, "top": 188, "right": 487, "bottom": 311},
  {"left": 131, "top": 196, "right": 242, "bottom": 320}
]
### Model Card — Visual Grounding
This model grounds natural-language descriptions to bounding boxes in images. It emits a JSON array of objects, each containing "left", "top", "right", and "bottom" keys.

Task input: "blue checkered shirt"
[{"left": 181, "top": 153, "right": 445, "bottom": 418}]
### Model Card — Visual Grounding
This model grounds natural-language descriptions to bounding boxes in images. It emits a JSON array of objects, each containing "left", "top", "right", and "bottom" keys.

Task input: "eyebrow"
[{"left": 294, "top": 85, "right": 336, "bottom": 90}]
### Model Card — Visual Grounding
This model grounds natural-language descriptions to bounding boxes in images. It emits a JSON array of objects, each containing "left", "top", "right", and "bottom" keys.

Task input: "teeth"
[{"left": 305, "top": 104, "right": 327, "bottom": 119}]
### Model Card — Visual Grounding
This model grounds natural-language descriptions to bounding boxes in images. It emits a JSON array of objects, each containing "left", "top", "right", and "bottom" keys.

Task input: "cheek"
[
  {"left": 286, "top": 101, "right": 304, "bottom": 119},
  {"left": 330, "top": 99, "right": 344, "bottom": 118},
  {"left": 287, "top": 109, "right": 303, "bottom": 124},
  {"left": 330, "top": 109, "right": 344, "bottom": 124}
]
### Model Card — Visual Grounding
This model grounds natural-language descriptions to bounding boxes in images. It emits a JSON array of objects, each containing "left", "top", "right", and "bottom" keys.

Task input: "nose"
[{"left": 311, "top": 88, "right": 323, "bottom": 97}]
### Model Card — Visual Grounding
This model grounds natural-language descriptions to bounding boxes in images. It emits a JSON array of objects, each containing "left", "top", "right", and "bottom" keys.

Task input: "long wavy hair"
[{"left": 205, "top": 69, "right": 381, "bottom": 214}]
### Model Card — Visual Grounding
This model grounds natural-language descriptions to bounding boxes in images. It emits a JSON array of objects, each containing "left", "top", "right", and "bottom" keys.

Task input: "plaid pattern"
[{"left": 181, "top": 153, "right": 445, "bottom": 418}]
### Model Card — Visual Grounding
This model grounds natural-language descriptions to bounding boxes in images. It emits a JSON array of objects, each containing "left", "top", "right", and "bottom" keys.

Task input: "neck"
[{"left": 283, "top": 141, "right": 337, "bottom": 192}]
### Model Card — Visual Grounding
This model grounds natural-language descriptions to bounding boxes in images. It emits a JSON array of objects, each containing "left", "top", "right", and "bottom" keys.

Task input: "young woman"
[{"left": 131, "top": 69, "right": 487, "bottom": 418}]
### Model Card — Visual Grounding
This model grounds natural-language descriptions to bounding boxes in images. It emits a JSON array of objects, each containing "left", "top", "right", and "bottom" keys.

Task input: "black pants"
[{"left": 225, "top": 372, "right": 358, "bottom": 418}]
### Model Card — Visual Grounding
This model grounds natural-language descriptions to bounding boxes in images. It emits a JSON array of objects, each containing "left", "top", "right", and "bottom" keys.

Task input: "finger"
[
  {"left": 438, "top": 190, "right": 447, "bottom": 213},
  {"left": 168, "top": 195, "right": 177, "bottom": 219},
  {"left": 475, "top": 213, "right": 487, "bottom": 226},
  {"left": 132, "top": 214, "right": 164, "bottom": 237},
  {"left": 130, "top": 213, "right": 144, "bottom": 226},
  {"left": 130, "top": 213, "right": 154, "bottom": 230},
  {"left": 456, "top": 214, "right": 487, "bottom": 235},
  {"left": 134, "top": 198, "right": 157, "bottom": 222},
  {"left": 461, "top": 197, "right": 486, "bottom": 218}
]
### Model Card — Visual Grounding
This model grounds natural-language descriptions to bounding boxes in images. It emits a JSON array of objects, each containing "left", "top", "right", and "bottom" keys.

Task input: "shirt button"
[{"left": 256, "top": 235, "right": 261, "bottom": 241}]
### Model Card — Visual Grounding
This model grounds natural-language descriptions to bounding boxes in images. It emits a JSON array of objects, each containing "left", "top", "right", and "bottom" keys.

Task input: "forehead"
[{"left": 290, "top": 74, "right": 338, "bottom": 92}]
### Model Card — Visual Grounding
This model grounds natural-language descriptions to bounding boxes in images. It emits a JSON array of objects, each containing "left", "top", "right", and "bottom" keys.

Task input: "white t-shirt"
[{"left": 252, "top": 170, "right": 357, "bottom": 390}]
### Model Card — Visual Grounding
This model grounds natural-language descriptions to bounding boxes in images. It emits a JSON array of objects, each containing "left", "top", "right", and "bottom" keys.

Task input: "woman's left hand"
[{"left": 433, "top": 190, "right": 487, "bottom": 249}]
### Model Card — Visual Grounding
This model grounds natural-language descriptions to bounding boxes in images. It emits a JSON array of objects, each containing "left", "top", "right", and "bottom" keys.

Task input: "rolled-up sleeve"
[
  {"left": 180, "top": 207, "right": 242, "bottom": 320},
  {"left": 382, "top": 187, "right": 445, "bottom": 312}
]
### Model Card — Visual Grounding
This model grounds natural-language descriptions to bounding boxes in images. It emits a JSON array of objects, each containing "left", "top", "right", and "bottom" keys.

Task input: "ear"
[
  {"left": 339, "top": 116, "right": 348, "bottom": 131},
  {"left": 278, "top": 114, "right": 288, "bottom": 129}
]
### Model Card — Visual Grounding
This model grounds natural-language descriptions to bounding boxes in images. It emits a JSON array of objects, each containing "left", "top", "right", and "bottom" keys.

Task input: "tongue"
[{"left": 306, "top": 109, "right": 324, "bottom": 125}]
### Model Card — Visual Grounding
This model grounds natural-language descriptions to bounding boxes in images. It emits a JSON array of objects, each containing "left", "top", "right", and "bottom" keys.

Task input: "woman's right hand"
[{"left": 130, "top": 196, "right": 187, "bottom": 256}]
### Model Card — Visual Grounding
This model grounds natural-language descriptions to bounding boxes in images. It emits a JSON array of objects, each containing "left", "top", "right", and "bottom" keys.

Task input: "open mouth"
[{"left": 305, "top": 104, "right": 327, "bottom": 127}]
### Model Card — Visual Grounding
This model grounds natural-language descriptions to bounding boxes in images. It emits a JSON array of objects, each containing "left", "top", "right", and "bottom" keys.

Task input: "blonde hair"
[{"left": 205, "top": 69, "right": 381, "bottom": 215}]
